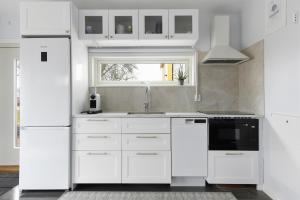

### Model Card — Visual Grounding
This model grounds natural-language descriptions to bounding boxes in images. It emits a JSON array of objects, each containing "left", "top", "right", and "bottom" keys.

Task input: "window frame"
[{"left": 89, "top": 50, "right": 197, "bottom": 87}]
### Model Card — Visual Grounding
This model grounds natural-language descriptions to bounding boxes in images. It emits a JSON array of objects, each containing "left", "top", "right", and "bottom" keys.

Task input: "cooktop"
[{"left": 198, "top": 111, "right": 254, "bottom": 115}]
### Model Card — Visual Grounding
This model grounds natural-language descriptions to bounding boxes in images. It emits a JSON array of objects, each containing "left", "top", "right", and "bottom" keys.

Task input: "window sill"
[{"left": 90, "top": 84, "right": 195, "bottom": 88}]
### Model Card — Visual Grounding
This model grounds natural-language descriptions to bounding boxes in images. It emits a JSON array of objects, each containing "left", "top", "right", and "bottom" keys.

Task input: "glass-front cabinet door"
[
  {"left": 79, "top": 10, "right": 109, "bottom": 40},
  {"left": 108, "top": 10, "right": 139, "bottom": 40},
  {"left": 139, "top": 9, "right": 169, "bottom": 40},
  {"left": 169, "top": 9, "right": 198, "bottom": 40}
]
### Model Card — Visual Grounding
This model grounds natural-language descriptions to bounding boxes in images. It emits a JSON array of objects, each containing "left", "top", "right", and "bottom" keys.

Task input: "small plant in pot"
[{"left": 175, "top": 68, "right": 188, "bottom": 86}]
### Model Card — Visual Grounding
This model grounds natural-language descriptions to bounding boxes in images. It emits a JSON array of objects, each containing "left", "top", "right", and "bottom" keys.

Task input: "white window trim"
[{"left": 89, "top": 49, "right": 197, "bottom": 87}]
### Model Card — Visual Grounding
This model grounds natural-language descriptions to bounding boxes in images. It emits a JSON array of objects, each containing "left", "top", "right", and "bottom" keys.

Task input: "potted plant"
[{"left": 175, "top": 68, "right": 188, "bottom": 85}]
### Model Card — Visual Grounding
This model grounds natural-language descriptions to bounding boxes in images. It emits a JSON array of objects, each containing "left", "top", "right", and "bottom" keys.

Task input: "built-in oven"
[{"left": 209, "top": 117, "right": 259, "bottom": 151}]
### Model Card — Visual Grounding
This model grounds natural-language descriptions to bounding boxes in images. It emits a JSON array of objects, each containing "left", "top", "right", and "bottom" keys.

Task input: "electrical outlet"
[{"left": 292, "top": 11, "right": 299, "bottom": 24}]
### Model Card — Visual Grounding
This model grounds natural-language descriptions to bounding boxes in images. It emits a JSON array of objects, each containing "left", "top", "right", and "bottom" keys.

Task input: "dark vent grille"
[{"left": 203, "top": 59, "right": 244, "bottom": 64}]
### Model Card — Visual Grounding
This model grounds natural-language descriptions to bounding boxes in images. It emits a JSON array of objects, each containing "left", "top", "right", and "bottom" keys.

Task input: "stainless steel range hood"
[{"left": 202, "top": 16, "right": 249, "bottom": 65}]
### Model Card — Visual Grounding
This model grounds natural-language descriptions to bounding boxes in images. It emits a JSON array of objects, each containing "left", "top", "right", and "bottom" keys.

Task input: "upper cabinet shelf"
[{"left": 79, "top": 9, "right": 199, "bottom": 47}]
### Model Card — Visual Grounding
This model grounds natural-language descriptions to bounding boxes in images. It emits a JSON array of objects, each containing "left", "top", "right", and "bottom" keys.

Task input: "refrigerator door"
[
  {"left": 20, "top": 38, "right": 70, "bottom": 127},
  {"left": 19, "top": 127, "right": 70, "bottom": 190}
]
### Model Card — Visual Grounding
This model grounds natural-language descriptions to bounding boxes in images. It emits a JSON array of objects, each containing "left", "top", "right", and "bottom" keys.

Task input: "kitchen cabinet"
[
  {"left": 207, "top": 151, "right": 259, "bottom": 184},
  {"left": 20, "top": 2, "right": 71, "bottom": 36},
  {"left": 73, "top": 118, "right": 122, "bottom": 134},
  {"left": 79, "top": 10, "right": 109, "bottom": 40},
  {"left": 139, "top": 9, "right": 169, "bottom": 40},
  {"left": 73, "top": 151, "right": 121, "bottom": 183},
  {"left": 73, "top": 134, "right": 121, "bottom": 151},
  {"left": 108, "top": 10, "right": 139, "bottom": 40},
  {"left": 168, "top": 9, "right": 199, "bottom": 40},
  {"left": 122, "top": 134, "right": 170, "bottom": 151},
  {"left": 122, "top": 118, "right": 170, "bottom": 134},
  {"left": 122, "top": 151, "right": 171, "bottom": 183},
  {"left": 172, "top": 118, "right": 208, "bottom": 177}
]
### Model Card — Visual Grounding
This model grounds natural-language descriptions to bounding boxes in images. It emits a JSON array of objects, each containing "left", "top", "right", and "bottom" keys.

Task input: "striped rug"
[{"left": 59, "top": 191, "right": 237, "bottom": 200}]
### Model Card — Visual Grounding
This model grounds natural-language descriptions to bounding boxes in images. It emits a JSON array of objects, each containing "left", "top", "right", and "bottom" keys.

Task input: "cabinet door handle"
[
  {"left": 110, "top": 35, "right": 113, "bottom": 38},
  {"left": 104, "top": 35, "right": 108, "bottom": 38},
  {"left": 87, "top": 136, "right": 110, "bottom": 139},
  {"left": 165, "top": 35, "right": 169, "bottom": 39},
  {"left": 170, "top": 35, "right": 174, "bottom": 38},
  {"left": 87, "top": 119, "right": 108, "bottom": 122},
  {"left": 225, "top": 153, "right": 244, "bottom": 156},
  {"left": 136, "top": 152, "right": 158, "bottom": 156},
  {"left": 136, "top": 136, "right": 157, "bottom": 139},
  {"left": 87, "top": 152, "right": 109, "bottom": 156}
]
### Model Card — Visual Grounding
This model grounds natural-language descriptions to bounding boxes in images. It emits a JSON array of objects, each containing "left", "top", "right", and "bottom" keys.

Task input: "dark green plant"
[{"left": 175, "top": 68, "right": 188, "bottom": 81}]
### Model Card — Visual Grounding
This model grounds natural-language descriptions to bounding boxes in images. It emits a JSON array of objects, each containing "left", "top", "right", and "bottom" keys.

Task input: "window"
[
  {"left": 14, "top": 59, "right": 20, "bottom": 148},
  {"left": 89, "top": 50, "right": 196, "bottom": 86}
]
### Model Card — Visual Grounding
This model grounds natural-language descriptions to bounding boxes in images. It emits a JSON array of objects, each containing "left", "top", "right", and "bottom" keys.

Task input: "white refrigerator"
[{"left": 19, "top": 38, "right": 71, "bottom": 190}]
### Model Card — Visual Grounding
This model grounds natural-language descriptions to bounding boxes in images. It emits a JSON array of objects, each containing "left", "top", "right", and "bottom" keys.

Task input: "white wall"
[
  {"left": 263, "top": 0, "right": 300, "bottom": 199},
  {"left": 0, "top": 47, "right": 19, "bottom": 165},
  {"left": 241, "top": 0, "right": 265, "bottom": 49}
]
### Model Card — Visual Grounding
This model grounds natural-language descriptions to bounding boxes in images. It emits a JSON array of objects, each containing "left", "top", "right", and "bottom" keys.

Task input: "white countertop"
[{"left": 73, "top": 112, "right": 264, "bottom": 118}]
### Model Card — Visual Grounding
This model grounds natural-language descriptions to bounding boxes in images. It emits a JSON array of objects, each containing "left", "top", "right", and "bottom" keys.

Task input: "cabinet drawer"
[
  {"left": 207, "top": 151, "right": 259, "bottom": 184},
  {"left": 122, "top": 118, "right": 170, "bottom": 133},
  {"left": 73, "top": 118, "right": 121, "bottom": 134},
  {"left": 73, "top": 134, "right": 121, "bottom": 150},
  {"left": 122, "top": 134, "right": 170, "bottom": 150},
  {"left": 73, "top": 151, "right": 121, "bottom": 183},
  {"left": 122, "top": 151, "right": 171, "bottom": 183}
]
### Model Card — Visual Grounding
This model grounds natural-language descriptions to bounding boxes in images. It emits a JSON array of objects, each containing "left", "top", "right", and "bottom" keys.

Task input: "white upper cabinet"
[
  {"left": 139, "top": 9, "right": 169, "bottom": 40},
  {"left": 108, "top": 10, "right": 139, "bottom": 40},
  {"left": 79, "top": 10, "right": 109, "bottom": 40},
  {"left": 20, "top": 2, "right": 71, "bottom": 36},
  {"left": 169, "top": 9, "right": 199, "bottom": 40}
]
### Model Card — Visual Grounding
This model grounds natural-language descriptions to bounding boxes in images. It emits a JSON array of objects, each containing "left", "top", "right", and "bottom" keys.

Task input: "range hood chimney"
[{"left": 202, "top": 16, "right": 249, "bottom": 65}]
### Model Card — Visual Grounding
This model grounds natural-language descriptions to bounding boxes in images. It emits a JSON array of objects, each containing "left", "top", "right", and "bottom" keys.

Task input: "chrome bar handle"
[
  {"left": 87, "top": 152, "right": 109, "bottom": 156},
  {"left": 87, "top": 136, "right": 110, "bottom": 139},
  {"left": 225, "top": 153, "right": 244, "bottom": 156},
  {"left": 136, "top": 136, "right": 157, "bottom": 139},
  {"left": 87, "top": 119, "right": 108, "bottom": 122},
  {"left": 136, "top": 153, "right": 158, "bottom": 156}
]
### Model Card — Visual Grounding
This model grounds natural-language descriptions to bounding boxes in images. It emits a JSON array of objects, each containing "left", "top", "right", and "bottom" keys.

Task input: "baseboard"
[
  {"left": 171, "top": 177, "right": 206, "bottom": 186},
  {"left": 0, "top": 165, "right": 19, "bottom": 173}
]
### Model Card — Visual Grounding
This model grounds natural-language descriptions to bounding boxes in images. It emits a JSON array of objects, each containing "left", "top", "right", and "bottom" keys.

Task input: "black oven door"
[{"left": 209, "top": 118, "right": 259, "bottom": 151}]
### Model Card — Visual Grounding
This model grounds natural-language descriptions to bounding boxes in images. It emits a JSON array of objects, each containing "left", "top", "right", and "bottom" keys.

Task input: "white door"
[
  {"left": 20, "top": 2, "right": 71, "bottom": 36},
  {"left": 108, "top": 10, "right": 139, "bottom": 40},
  {"left": 172, "top": 118, "right": 208, "bottom": 177},
  {"left": 20, "top": 38, "right": 70, "bottom": 127},
  {"left": 207, "top": 151, "right": 259, "bottom": 184},
  {"left": 79, "top": 9, "right": 109, "bottom": 40},
  {"left": 169, "top": 9, "right": 198, "bottom": 40},
  {"left": 122, "top": 151, "right": 171, "bottom": 183},
  {"left": 73, "top": 151, "right": 121, "bottom": 183},
  {"left": 19, "top": 127, "right": 70, "bottom": 190},
  {"left": 139, "top": 9, "right": 169, "bottom": 40}
]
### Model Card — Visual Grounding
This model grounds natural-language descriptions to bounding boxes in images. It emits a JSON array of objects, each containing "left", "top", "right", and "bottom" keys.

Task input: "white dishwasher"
[{"left": 171, "top": 118, "right": 208, "bottom": 186}]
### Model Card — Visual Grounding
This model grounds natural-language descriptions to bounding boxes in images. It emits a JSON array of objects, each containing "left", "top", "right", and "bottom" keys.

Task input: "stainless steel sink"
[{"left": 127, "top": 112, "right": 166, "bottom": 115}]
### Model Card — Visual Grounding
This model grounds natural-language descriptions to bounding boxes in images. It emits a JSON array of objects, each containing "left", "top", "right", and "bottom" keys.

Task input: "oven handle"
[{"left": 225, "top": 153, "right": 244, "bottom": 156}]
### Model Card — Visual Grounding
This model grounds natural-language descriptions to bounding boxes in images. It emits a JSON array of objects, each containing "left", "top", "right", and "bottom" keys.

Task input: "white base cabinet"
[
  {"left": 122, "top": 151, "right": 171, "bottom": 183},
  {"left": 207, "top": 151, "right": 259, "bottom": 184},
  {"left": 73, "top": 151, "right": 121, "bottom": 183}
]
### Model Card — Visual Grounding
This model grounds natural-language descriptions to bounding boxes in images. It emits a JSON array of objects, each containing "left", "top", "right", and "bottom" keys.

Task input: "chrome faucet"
[{"left": 144, "top": 85, "right": 151, "bottom": 112}]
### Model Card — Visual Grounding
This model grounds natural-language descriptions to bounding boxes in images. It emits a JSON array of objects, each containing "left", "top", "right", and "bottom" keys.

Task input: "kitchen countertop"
[{"left": 73, "top": 112, "right": 264, "bottom": 118}]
